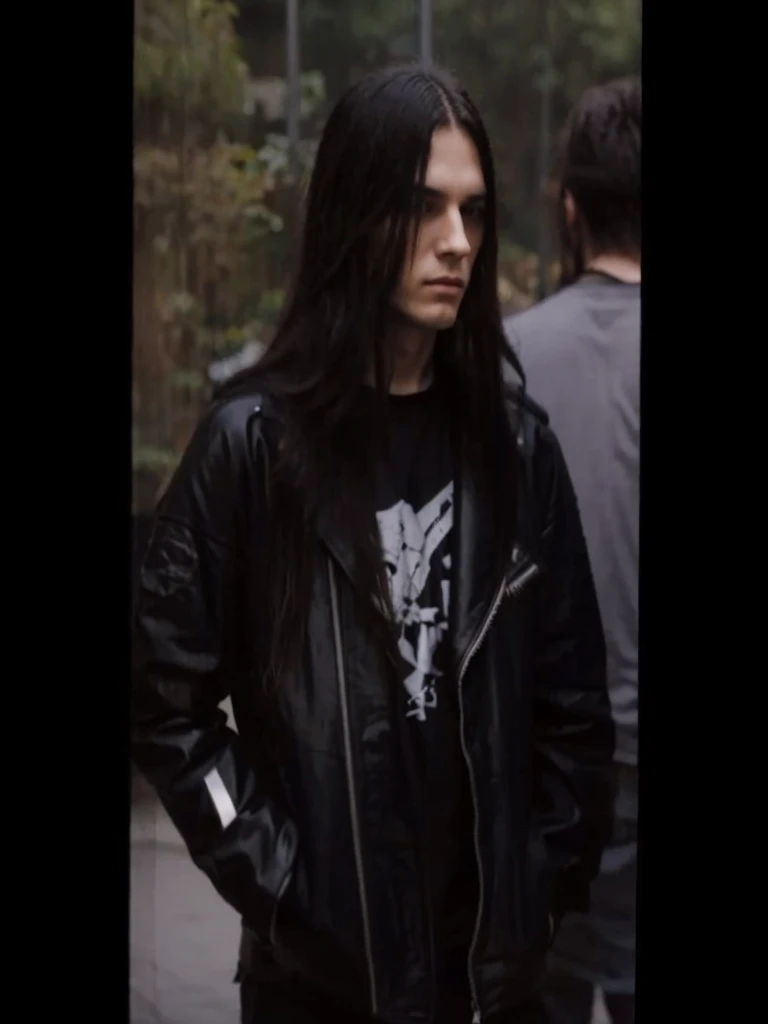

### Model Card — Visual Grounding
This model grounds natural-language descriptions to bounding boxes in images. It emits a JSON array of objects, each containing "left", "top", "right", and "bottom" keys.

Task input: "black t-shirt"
[{"left": 374, "top": 385, "right": 478, "bottom": 980}]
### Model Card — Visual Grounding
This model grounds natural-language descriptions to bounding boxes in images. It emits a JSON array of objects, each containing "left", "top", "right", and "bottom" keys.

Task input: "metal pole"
[
  {"left": 286, "top": 0, "right": 301, "bottom": 182},
  {"left": 419, "top": 0, "right": 432, "bottom": 69},
  {"left": 537, "top": 78, "right": 552, "bottom": 299},
  {"left": 536, "top": 0, "right": 553, "bottom": 299}
]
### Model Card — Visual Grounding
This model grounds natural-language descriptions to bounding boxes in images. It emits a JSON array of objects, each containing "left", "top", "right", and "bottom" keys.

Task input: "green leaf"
[
  {"left": 132, "top": 444, "right": 181, "bottom": 474},
  {"left": 168, "top": 369, "right": 206, "bottom": 391}
]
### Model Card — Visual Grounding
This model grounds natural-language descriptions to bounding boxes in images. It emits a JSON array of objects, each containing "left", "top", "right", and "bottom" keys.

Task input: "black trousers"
[{"left": 240, "top": 976, "right": 551, "bottom": 1024}]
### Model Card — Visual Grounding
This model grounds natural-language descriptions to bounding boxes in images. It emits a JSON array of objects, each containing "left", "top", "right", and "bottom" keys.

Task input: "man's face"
[{"left": 391, "top": 125, "right": 486, "bottom": 332}]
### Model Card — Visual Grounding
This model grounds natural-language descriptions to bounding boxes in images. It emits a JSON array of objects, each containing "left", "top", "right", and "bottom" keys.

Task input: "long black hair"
[
  {"left": 223, "top": 63, "right": 523, "bottom": 687},
  {"left": 556, "top": 76, "right": 642, "bottom": 285}
]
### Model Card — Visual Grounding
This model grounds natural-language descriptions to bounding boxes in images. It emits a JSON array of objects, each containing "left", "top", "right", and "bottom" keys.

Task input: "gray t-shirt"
[{"left": 504, "top": 275, "right": 640, "bottom": 766}]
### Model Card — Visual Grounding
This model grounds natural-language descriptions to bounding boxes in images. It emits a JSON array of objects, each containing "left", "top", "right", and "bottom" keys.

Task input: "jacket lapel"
[{"left": 452, "top": 430, "right": 502, "bottom": 672}]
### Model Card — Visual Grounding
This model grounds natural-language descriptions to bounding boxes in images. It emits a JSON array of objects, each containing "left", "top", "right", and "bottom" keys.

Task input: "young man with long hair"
[
  {"left": 133, "top": 65, "right": 615, "bottom": 1024},
  {"left": 506, "top": 77, "right": 641, "bottom": 1024}
]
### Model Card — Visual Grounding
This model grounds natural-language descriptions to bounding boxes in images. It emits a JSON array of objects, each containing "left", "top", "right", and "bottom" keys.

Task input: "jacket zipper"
[
  {"left": 456, "top": 554, "right": 541, "bottom": 1023},
  {"left": 328, "top": 557, "right": 379, "bottom": 1015},
  {"left": 505, "top": 561, "right": 539, "bottom": 598}
]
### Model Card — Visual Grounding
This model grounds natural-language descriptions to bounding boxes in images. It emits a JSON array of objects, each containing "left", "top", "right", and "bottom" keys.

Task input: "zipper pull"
[
  {"left": 504, "top": 561, "right": 540, "bottom": 598},
  {"left": 471, "top": 1007, "right": 481, "bottom": 1023}
]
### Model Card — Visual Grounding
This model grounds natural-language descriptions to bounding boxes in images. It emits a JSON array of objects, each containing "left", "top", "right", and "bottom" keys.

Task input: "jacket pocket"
[
  {"left": 525, "top": 834, "right": 557, "bottom": 954},
  {"left": 237, "top": 924, "right": 282, "bottom": 984},
  {"left": 269, "top": 865, "right": 295, "bottom": 947},
  {"left": 267, "top": 852, "right": 315, "bottom": 957}
]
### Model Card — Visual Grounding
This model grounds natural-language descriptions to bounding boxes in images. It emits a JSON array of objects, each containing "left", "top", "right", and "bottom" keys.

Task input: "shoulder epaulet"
[
  {"left": 501, "top": 381, "right": 544, "bottom": 548},
  {"left": 250, "top": 392, "right": 284, "bottom": 422},
  {"left": 503, "top": 381, "right": 550, "bottom": 427},
  {"left": 209, "top": 386, "right": 280, "bottom": 422},
  {"left": 519, "top": 389, "right": 549, "bottom": 427}
]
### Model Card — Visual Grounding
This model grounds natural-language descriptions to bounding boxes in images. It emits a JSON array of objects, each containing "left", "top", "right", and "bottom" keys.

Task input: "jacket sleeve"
[
  {"left": 131, "top": 404, "right": 296, "bottom": 936},
  {"left": 529, "top": 425, "right": 616, "bottom": 921}
]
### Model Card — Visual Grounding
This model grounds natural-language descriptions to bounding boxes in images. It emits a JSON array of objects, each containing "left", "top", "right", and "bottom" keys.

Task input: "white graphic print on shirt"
[{"left": 376, "top": 481, "right": 454, "bottom": 721}]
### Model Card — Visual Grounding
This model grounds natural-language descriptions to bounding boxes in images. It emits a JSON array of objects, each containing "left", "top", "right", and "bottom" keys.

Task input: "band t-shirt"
[{"left": 374, "top": 384, "right": 478, "bottom": 988}]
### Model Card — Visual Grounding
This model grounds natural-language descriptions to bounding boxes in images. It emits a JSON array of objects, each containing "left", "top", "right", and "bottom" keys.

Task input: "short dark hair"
[{"left": 559, "top": 76, "right": 641, "bottom": 257}]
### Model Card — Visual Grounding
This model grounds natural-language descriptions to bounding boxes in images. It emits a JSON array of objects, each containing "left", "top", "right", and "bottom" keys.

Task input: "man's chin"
[
  {"left": 390, "top": 303, "right": 459, "bottom": 334},
  {"left": 410, "top": 310, "right": 459, "bottom": 332}
]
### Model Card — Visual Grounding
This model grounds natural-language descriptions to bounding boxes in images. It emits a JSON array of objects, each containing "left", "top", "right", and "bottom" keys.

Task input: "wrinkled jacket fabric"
[{"left": 131, "top": 382, "right": 615, "bottom": 1023}]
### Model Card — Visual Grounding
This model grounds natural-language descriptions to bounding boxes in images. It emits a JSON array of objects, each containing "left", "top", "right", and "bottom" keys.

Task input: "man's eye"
[{"left": 463, "top": 203, "right": 485, "bottom": 221}]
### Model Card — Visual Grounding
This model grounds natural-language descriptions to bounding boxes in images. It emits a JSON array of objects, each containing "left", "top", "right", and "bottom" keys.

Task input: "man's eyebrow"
[{"left": 416, "top": 185, "right": 488, "bottom": 203}]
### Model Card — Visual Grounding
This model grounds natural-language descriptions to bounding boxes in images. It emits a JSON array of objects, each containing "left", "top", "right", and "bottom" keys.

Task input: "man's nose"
[{"left": 440, "top": 207, "right": 471, "bottom": 257}]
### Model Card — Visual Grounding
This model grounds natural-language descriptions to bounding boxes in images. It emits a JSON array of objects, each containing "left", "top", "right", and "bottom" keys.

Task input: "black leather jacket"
[{"left": 131, "top": 382, "right": 614, "bottom": 1023}]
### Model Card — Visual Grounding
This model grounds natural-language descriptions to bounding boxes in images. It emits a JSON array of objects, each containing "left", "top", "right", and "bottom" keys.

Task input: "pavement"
[
  {"left": 130, "top": 775, "right": 609, "bottom": 1024},
  {"left": 130, "top": 782, "right": 241, "bottom": 1023}
]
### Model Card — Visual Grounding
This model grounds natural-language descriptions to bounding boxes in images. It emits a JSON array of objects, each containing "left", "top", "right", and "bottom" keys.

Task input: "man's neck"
[
  {"left": 387, "top": 323, "right": 437, "bottom": 396},
  {"left": 585, "top": 251, "right": 641, "bottom": 284}
]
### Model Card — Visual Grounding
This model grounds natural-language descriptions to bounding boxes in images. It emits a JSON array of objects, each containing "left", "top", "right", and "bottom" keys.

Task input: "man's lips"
[{"left": 425, "top": 277, "right": 464, "bottom": 289}]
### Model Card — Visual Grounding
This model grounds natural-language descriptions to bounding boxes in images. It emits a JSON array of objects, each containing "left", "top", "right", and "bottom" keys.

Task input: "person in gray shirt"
[{"left": 504, "top": 77, "right": 640, "bottom": 1024}]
